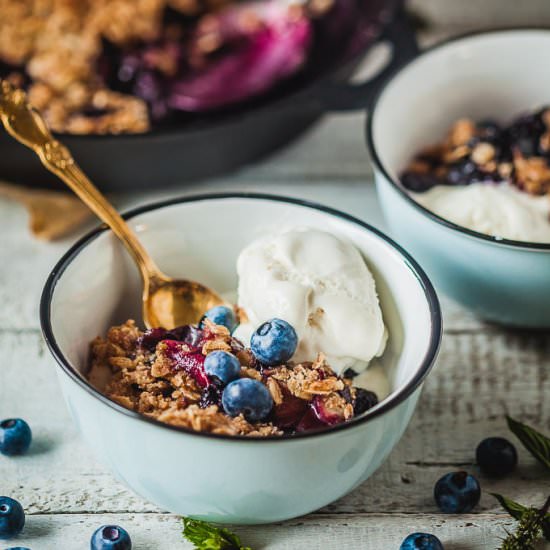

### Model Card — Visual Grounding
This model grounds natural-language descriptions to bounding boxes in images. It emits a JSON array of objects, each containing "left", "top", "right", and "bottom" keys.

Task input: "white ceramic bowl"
[
  {"left": 41, "top": 193, "right": 440, "bottom": 524},
  {"left": 368, "top": 29, "right": 550, "bottom": 327}
]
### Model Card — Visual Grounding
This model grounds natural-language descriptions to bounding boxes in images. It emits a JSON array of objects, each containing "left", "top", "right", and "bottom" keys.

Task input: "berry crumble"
[
  {"left": 0, "top": 0, "right": 342, "bottom": 134},
  {"left": 401, "top": 107, "right": 550, "bottom": 195},
  {"left": 399, "top": 108, "right": 550, "bottom": 242},
  {"left": 87, "top": 316, "right": 379, "bottom": 437}
]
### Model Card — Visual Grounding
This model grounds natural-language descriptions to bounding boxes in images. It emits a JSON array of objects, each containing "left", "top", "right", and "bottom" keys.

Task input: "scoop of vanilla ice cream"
[
  {"left": 414, "top": 183, "right": 550, "bottom": 243},
  {"left": 233, "top": 229, "right": 387, "bottom": 374}
]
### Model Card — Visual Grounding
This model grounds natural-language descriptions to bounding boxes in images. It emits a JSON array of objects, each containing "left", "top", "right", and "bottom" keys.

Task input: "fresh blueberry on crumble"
[
  {"left": 222, "top": 378, "right": 274, "bottom": 422},
  {"left": 87, "top": 314, "right": 380, "bottom": 437},
  {"left": 201, "top": 306, "right": 237, "bottom": 333},
  {"left": 250, "top": 318, "right": 298, "bottom": 366},
  {"left": 204, "top": 350, "right": 241, "bottom": 385}
]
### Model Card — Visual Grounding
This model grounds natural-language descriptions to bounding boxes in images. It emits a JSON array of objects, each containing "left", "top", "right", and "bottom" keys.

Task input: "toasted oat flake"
[
  {"left": 202, "top": 339, "right": 232, "bottom": 355},
  {"left": 471, "top": 143, "right": 496, "bottom": 165},
  {"left": 513, "top": 152, "right": 550, "bottom": 195},
  {"left": 267, "top": 378, "right": 283, "bottom": 405},
  {"left": 447, "top": 119, "right": 476, "bottom": 147}
]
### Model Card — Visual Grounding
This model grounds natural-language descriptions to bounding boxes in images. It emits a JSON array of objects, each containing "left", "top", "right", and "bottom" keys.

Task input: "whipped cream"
[
  {"left": 233, "top": 228, "right": 387, "bottom": 375},
  {"left": 413, "top": 183, "right": 550, "bottom": 243}
]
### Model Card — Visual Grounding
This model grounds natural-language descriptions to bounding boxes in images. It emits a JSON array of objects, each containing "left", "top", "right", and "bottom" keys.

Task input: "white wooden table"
[{"left": 2, "top": 21, "right": 550, "bottom": 550}]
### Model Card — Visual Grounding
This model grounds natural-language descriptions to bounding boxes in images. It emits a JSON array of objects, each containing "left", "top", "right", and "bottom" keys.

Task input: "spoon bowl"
[{"left": 145, "top": 275, "right": 224, "bottom": 328}]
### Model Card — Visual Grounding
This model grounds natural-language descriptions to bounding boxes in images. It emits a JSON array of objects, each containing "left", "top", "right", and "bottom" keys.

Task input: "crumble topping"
[
  {"left": 401, "top": 108, "right": 550, "bottom": 197},
  {"left": 87, "top": 320, "right": 378, "bottom": 437}
]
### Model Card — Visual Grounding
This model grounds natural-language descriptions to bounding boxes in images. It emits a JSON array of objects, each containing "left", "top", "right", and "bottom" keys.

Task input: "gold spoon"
[{"left": 0, "top": 80, "right": 224, "bottom": 328}]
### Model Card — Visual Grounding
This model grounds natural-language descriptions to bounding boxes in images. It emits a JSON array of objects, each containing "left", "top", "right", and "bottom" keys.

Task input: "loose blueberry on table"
[
  {"left": 433, "top": 471, "right": 481, "bottom": 514},
  {"left": 0, "top": 419, "right": 32, "bottom": 456},
  {"left": 87, "top": 314, "right": 379, "bottom": 436},
  {"left": 400, "top": 532, "right": 444, "bottom": 550},
  {"left": 476, "top": 437, "right": 517, "bottom": 478},
  {"left": 0, "top": 496, "right": 25, "bottom": 540},
  {"left": 91, "top": 525, "right": 132, "bottom": 550}
]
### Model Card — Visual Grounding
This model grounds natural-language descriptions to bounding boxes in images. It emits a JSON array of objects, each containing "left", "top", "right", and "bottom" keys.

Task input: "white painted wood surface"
[{"left": 1, "top": 15, "right": 550, "bottom": 550}]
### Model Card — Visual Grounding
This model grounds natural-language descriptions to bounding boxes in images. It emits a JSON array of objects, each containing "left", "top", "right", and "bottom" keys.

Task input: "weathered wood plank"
[
  {"left": 2, "top": 330, "right": 548, "bottom": 515},
  {"left": 8, "top": 512, "right": 530, "bottom": 550}
]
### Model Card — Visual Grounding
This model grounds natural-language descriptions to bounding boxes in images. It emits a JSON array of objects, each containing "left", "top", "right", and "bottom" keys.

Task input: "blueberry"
[
  {"left": 400, "top": 532, "right": 444, "bottom": 550},
  {"left": 4, "top": 547, "right": 31, "bottom": 549},
  {"left": 91, "top": 525, "right": 132, "bottom": 550},
  {"left": 401, "top": 172, "right": 442, "bottom": 193},
  {"left": 222, "top": 378, "right": 274, "bottom": 422},
  {"left": 201, "top": 306, "right": 237, "bottom": 332},
  {"left": 446, "top": 159, "right": 482, "bottom": 185},
  {"left": 0, "top": 419, "right": 32, "bottom": 456},
  {"left": 0, "top": 497, "right": 25, "bottom": 540},
  {"left": 476, "top": 437, "right": 517, "bottom": 478},
  {"left": 353, "top": 388, "right": 378, "bottom": 416},
  {"left": 434, "top": 471, "right": 480, "bottom": 513},
  {"left": 342, "top": 368, "right": 358, "bottom": 379},
  {"left": 250, "top": 318, "right": 298, "bottom": 366},
  {"left": 204, "top": 351, "right": 241, "bottom": 385},
  {"left": 506, "top": 113, "right": 545, "bottom": 157}
]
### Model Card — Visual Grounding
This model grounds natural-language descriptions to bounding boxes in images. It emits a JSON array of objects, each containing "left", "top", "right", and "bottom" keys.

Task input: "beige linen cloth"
[{"left": 0, "top": 180, "right": 92, "bottom": 240}]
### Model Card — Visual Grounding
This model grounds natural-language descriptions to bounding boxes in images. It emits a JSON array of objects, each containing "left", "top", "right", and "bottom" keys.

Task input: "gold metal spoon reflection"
[{"left": 0, "top": 80, "right": 224, "bottom": 328}]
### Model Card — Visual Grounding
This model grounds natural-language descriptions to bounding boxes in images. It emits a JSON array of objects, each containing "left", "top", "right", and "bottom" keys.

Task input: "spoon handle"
[{"left": 0, "top": 81, "right": 161, "bottom": 283}]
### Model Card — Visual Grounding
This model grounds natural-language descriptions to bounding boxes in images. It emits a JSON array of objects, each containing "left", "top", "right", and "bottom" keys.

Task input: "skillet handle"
[{"left": 317, "top": 11, "right": 419, "bottom": 111}]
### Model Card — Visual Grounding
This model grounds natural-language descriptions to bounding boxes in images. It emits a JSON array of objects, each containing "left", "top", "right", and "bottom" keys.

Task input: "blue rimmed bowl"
[
  {"left": 368, "top": 29, "right": 550, "bottom": 328},
  {"left": 40, "top": 193, "right": 440, "bottom": 524}
]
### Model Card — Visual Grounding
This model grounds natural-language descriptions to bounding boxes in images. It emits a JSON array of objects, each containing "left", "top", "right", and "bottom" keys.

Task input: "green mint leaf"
[
  {"left": 500, "top": 508, "right": 545, "bottom": 550},
  {"left": 492, "top": 494, "right": 550, "bottom": 542},
  {"left": 182, "top": 517, "right": 252, "bottom": 550},
  {"left": 490, "top": 493, "right": 529, "bottom": 520},
  {"left": 507, "top": 416, "right": 550, "bottom": 471}
]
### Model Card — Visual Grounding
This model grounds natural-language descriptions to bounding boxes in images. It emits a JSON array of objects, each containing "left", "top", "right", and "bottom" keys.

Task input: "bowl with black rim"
[
  {"left": 41, "top": 193, "right": 441, "bottom": 523},
  {"left": 367, "top": 29, "right": 550, "bottom": 328}
]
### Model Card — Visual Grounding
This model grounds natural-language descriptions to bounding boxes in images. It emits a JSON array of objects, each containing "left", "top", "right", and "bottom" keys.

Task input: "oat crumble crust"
[
  {"left": 87, "top": 320, "right": 364, "bottom": 436},
  {"left": 0, "top": 0, "right": 233, "bottom": 134},
  {"left": 404, "top": 112, "right": 550, "bottom": 197}
]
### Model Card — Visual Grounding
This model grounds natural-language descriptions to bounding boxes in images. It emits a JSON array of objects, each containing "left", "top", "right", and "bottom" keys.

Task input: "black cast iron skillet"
[{"left": 0, "top": 1, "right": 418, "bottom": 190}]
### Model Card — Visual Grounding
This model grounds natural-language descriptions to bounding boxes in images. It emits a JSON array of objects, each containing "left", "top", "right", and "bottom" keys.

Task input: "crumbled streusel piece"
[{"left": 513, "top": 152, "right": 550, "bottom": 195}]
